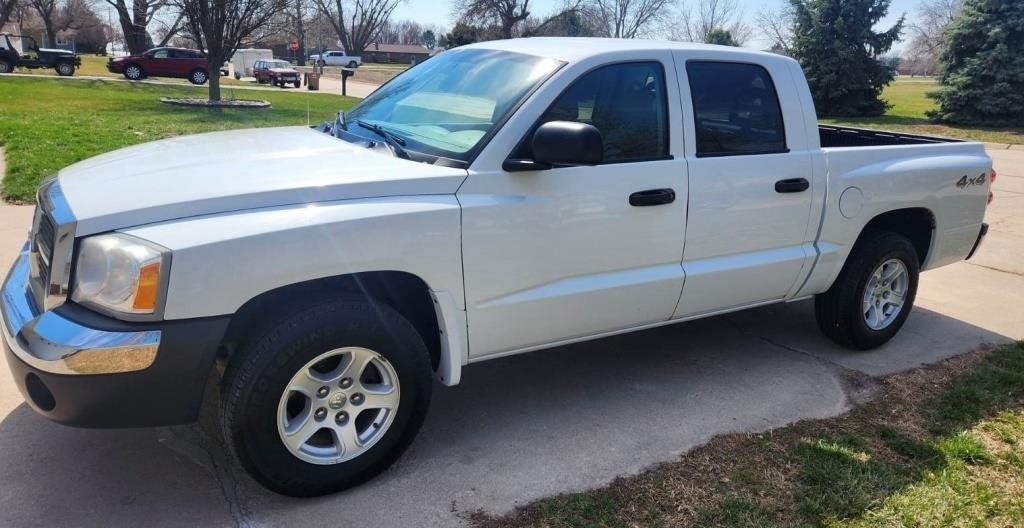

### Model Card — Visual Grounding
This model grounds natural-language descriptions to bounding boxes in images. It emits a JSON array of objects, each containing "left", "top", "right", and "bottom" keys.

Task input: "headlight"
[{"left": 72, "top": 233, "right": 169, "bottom": 316}]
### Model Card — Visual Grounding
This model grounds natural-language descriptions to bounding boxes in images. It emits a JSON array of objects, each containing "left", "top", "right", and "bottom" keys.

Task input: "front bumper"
[{"left": 2, "top": 248, "right": 229, "bottom": 427}]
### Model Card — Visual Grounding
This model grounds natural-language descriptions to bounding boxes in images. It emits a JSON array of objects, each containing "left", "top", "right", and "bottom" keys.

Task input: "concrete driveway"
[{"left": 0, "top": 148, "right": 1021, "bottom": 528}]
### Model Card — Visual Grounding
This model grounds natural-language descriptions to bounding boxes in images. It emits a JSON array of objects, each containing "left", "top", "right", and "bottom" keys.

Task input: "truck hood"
[
  {"left": 58, "top": 126, "right": 468, "bottom": 235},
  {"left": 270, "top": 68, "right": 298, "bottom": 74},
  {"left": 38, "top": 48, "right": 74, "bottom": 55}
]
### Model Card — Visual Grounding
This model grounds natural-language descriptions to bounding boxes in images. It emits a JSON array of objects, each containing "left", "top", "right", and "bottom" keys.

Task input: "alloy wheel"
[
  {"left": 862, "top": 258, "right": 909, "bottom": 330},
  {"left": 276, "top": 347, "right": 400, "bottom": 465}
]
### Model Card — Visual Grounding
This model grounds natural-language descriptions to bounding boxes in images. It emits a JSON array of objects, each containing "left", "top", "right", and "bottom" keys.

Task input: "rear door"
[{"left": 671, "top": 54, "right": 816, "bottom": 317}]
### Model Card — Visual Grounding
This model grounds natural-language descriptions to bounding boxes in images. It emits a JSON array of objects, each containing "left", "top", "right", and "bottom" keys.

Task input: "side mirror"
[{"left": 533, "top": 121, "right": 603, "bottom": 166}]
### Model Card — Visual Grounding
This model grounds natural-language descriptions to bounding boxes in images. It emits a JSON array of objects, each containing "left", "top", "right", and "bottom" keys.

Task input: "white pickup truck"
[
  {"left": 2, "top": 39, "right": 991, "bottom": 497},
  {"left": 309, "top": 50, "right": 362, "bottom": 68}
]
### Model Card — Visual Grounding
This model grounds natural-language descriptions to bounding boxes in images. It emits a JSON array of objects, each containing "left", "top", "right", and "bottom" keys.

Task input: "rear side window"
[
  {"left": 517, "top": 61, "right": 670, "bottom": 163},
  {"left": 686, "top": 61, "right": 787, "bottom": 157}
]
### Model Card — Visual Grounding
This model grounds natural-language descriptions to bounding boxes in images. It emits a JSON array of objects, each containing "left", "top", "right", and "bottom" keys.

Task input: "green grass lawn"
[
  {"left": 0, "top": 76, "right": 357, "bottom": 202},
  {"left": 474, "top": 342, "right": 1024, "bottom": 527},
  {"left": 825, "top": 78, "right": 1024, "bottom": 144}
]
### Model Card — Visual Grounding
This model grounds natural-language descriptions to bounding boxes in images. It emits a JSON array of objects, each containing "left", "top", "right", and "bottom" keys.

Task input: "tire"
[
  {"left": 189, "top": 68, "right": 208, "bottom": 85},
  {"left": 814, "top": 230, "right": 920, "bottom": 350},
  {"left": 293, "top": 80, "right": 301, "bottom": 88},
  {"left": 123, "top": 63, "right": 143, "bottom": 80},
  {"left": 55, "top": 62, "right": 75, "bottom": 76},
  {"left": 234, "top": 73, "right": 241, "bottom": 80},
  {"left": 0, "top": 60, "right": 14, "bottom": 74},
  {"left": 317, "top": 59, "right": 326, "bottom": 67},
  {"left": 347, "top": 61, "right": 357, "bottom": 68},
  {"left": 221, "top": 295, "right": 432, "bottom": 497}
]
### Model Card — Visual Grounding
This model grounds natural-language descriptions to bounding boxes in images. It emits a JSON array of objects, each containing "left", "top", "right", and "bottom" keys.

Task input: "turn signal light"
[{"left": 133, "top": 262, "right": 161, "bottom": 311}]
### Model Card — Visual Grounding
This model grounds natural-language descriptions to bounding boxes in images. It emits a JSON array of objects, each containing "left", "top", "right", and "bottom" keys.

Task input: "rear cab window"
[{"left": 686, "top": 61, "right": 787, "bottom": 157}]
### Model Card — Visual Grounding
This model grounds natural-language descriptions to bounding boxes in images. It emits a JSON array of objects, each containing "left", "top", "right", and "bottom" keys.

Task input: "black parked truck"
[{"left": 0, "top": 33, "right": 80, "bottom": 76}]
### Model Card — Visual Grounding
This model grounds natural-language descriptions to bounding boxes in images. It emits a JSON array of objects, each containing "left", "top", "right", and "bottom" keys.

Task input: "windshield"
[
  {"left": 344, "top": 48, "right": 563, "bottom": 162},
  {"left": 267, "top": 61, "right": 291, "bottom": 69}
]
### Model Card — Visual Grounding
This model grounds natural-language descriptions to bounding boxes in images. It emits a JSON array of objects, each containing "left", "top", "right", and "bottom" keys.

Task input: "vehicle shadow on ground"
[{"left": 0, "top": 301, "right": 1012, "bottom": 528}]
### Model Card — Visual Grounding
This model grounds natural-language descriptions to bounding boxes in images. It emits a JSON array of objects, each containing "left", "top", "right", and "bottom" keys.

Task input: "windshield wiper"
[
  {"left": 334, "top": 111, "right": 347, "bottom": 134},
  {"left": 356, "top": 119, "right": 410, "bottom": 159}
]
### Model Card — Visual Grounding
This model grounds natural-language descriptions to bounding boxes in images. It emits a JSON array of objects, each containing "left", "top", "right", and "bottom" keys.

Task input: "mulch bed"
[{"left": 159, "top": 97, "right": 270, "bottom": 108}]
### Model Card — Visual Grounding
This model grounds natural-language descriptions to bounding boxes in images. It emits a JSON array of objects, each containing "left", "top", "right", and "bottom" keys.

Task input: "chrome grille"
[
  {"left": 34, "top": 211, "right": 56, "bottom": 285},
  {"left": 29, "top": 178, "right": 76, "bottom": 312}
]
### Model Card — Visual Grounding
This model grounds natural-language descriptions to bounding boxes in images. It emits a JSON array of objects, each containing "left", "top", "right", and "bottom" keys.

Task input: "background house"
[{"left": 360, "top": 43, "right": 434, "bottom": 64}]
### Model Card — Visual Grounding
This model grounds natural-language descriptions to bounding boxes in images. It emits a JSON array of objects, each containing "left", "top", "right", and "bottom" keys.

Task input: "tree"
[
  {"left": 673, "top": 0, "right": 750, "bottom": 44},
  {"left": 180, "top": 0, "right": 286, "bottom": 101},
  {"left": 755, "top": 4, "right": 794, "bottom": 54},
  {"left": 906, "top": 0, "right": 961, "bottom": 75},
  {"left": 102, "top": 0, "right": 181, "bottom": 55},
  {"left": 27, "top": 0, "right": 60, "bottom": 45},
  {"left": 584, "top": 0, "right": 674, "bottom": 38},
  {"left": 705, "top": 27, "right": 738, "bottom": 45},
  {"left": 421, "top": 28, "right": 435, "bottom": 49},
  {"left": 453, "top": 0, "right": 530, "bottom": 39},
  {"left": 789, "top": 0, "right": 904, "bottom": 116},
  {"left": 441, "top": 20, "right": 482, "bottom": 47},
  {"left": 1, "top": 0, "right": 18, "bottom": 30},
  {"left": 313, "top": 0, "right": 400, "bottom": 54},
  {"left": 927, "top": 0, "right": 1024, "bottom": 126},
  {"left": 524, "top": 7, "right": 601, "bottom": 36}
]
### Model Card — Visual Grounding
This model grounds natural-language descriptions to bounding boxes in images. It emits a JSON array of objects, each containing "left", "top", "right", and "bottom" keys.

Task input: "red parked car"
[
  {"left": 108, "top": 47, "right": 209, "bottom": 85},
  {"left": 253, "top": 59, "right": 302, "bottom": 88}
]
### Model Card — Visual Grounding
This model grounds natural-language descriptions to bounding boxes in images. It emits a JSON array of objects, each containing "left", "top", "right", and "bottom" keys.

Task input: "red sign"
[{"left": 289, "top": 40, "right": 299, "bottom": 51}]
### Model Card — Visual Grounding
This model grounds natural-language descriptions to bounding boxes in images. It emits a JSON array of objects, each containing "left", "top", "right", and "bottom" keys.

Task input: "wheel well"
[
  {"left": 220, "top": 272, "right": 442, "bottom": 371},
  {"left": 857, "top": 208, "right": 934, "bottom": 265}
]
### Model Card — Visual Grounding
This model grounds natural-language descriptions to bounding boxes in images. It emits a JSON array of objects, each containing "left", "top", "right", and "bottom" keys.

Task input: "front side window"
[
  {"left": 151, "top": 49, "right": 169, "bottom": 59},
  {"left": 518, "top": 61, "right": 669, "bottom": 163},
  {"left": 687, "top": 61, "right": 787, "bottom": 156},
  {"left": 344, "top": 48, "right": 563, "bottom": 162}
]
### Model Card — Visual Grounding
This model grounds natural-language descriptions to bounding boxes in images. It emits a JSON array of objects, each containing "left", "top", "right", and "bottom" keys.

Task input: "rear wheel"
[
  {"left": 0, "top": 60, "right": 13, "bottom": 74},
  {"left": 347, "top": 60, "right": 357, "bottom": 68},
  {"left": 815, "top": 230, "right": 920, "bottom": 349},
  {"left": 189, "top": 68, "right": 208, "bottom": 85},
  {"left": 293, "top": 79, "right": 301, "bottom": 88},
  {"left": 317, "top": 59, "right": 326, "bottom": 67},
  {"left": 221, "top": 296, "right": 432, "bottom": 497},
  {"left": 55, "top": 62, "right": 74, "bottom": 76},
  {"left": 123, "top": 63, "right": 143, "bottom": 80}
]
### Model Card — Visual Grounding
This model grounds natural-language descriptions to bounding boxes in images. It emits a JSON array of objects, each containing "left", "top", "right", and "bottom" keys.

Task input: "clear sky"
[{"left": 391, "top": 0, "right": 917, "bottom": 51}]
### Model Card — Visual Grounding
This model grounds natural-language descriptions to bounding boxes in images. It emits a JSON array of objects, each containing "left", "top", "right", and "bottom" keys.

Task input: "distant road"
[{"left": 2, "top": 71, "right": 379, "bottom": 98}]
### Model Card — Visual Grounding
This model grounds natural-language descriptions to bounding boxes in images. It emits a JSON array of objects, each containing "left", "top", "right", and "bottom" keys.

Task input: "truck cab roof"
[{"left": 461, "top": 37, "right": 787, "bottom": 64}]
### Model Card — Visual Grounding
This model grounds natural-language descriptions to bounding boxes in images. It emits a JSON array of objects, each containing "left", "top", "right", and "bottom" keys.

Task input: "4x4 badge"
[{"left": 956, "top": 173, "right": 987, "bottom": 189}]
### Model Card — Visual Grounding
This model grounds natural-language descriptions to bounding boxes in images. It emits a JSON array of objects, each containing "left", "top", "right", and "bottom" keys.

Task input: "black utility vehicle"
[{"left": 0, "top": 33, "right": 79, "bottom": 76}]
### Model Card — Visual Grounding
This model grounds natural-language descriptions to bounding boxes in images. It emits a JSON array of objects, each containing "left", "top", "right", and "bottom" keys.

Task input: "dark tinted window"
[
  {"left": 151, "top": 49, "right": 169, "bottom": 59},
  {"left": 686, "top": 61, "right": 786, "bottom": 156},
  {"left": 522, "top": 61, "right": 669, "bottom": 163}
]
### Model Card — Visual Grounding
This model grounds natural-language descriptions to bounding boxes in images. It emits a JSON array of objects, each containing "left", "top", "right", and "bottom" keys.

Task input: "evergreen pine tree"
[
  {"left": 789, "top": 0, "right": 904, "bottom": 116},
  {"left": 928, "top": 0, "right": 1024, "bottom": 126}
]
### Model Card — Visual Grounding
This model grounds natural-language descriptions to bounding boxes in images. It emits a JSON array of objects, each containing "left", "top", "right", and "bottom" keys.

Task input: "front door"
[
  {"left": 672, "top": 57, "right": 815, "bottom": 317},
  {"left": 459, "top": 57, "right": 689, "bottom": 357}
]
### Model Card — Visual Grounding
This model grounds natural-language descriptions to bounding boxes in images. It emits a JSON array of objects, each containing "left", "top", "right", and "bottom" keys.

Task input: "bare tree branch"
[
  {"left": 670, "top": 0, "right": 749, "bottom": 45},
  {"left": 312, "top": 0, "right": 400, "bottom": 54},
  {"left": 585, "top": 0, "right": 674, "bottom": 39}
]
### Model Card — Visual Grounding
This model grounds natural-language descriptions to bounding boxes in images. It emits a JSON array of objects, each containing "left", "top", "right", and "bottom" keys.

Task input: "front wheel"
[
  {"left": 123, "top": 63, "right": 143, "bottom": 80},
  {"left": 220, "top": 296, "right": 432, "bottom": 497},
  {"left": 814, "top": 230, "right": 920, "bottom": 349},
  {"left": 55, "top": 62, "right": 75, "bottom": 76},
  {"left": 0, "top": 60, "right": 11, "bottom": 74},
  {"left": 347, "top": 61, "right": 357, "bottom": 68}
]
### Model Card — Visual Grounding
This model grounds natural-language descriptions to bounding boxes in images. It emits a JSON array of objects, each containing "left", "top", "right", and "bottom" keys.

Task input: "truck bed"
[{"left": 819, "top": 124, "right": 962, "bottom": 148}]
